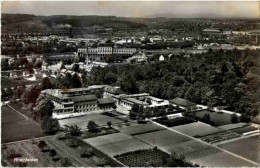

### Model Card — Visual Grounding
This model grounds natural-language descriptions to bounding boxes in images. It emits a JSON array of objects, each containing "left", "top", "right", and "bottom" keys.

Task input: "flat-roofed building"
[{"left": 41, "top": 85, "right": 115, "bottom": 119}]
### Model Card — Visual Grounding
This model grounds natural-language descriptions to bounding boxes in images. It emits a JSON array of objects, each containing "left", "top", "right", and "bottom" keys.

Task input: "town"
[{"left": 1, "top": 1, "right": 260, "bottom": 167}]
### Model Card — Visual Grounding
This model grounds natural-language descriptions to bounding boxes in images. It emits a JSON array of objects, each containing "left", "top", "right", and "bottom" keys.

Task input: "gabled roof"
[
  {"left": 104, "top": 86, "right": 123, "bottom": 95},
  {"left": 98, "top": 98, "right": 115, "bottom": 105},
  {"left": 169, "top": 97, "right": 196, "bottom": 107},
  {"left": 71, "top": 94, "right": 97, "bottom": 102}
]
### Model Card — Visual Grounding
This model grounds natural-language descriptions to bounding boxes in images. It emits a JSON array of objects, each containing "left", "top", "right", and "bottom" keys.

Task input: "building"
[
  {"left": 41, "top": 86, "right": 116, "bottom": 119},
  {"left": 169, "top": 97, "right": 197, "bottom": 111},
  {"left": 159, "top": 55, "right": 165, "bottom": 61},
  {"left": 44, "top": 52, "right": 78, "bottom": 64},
  {"left": 78, "top": 44, "right": 137, "bottom": 63},
  {"left": 103, "top": 86, "right": 169, "bottom": 111},
  {"left": 126, "top": 51, "right": 148, "bottom": 63}
]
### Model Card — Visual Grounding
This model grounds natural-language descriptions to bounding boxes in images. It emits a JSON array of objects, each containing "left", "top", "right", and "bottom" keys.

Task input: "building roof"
[
  {"left": 104, "top": 86, "right": 123, "bottom": 95},
  {"left": 71, "top": 94, "right": 97, "bottom": 102},
  {"left": 169, "top": 97, "right": 196, "bottom": 107},
  {"left": 123, "top": 97, "right": 149, "bottom": 105},
  {"left": 98, "top": 98, "right": 115, "bottom": 105}
]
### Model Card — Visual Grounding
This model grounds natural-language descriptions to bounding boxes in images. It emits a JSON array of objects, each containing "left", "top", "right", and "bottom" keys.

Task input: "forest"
[{"left": 85, "top": 49, "right": 259, "bottom": 117}]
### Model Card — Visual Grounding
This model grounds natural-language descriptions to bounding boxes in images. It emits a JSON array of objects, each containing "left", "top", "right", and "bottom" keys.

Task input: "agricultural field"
[
  {"left": 58, "top": 113, "right": 124, "bottom": 129},
  {"left": 115, "top": 122, "right": 165, "bottom": 135},
  {"left": 134, "top": 129, "right": 257, "bottom": 167},
  {"left": 171, "top": 122, "right": 222, "bottom": 137},
  {"left": 192, "top": 110, "right": 236, "bottom": 126},
  {"left": 220, "top": 136, "right": 259, "bottom": 163},
  {"left": 83, "top": 133, "right": 152, "bottom": 157},
  {"left": 1, "top": 106, "right": 44, "bottom": 143}
]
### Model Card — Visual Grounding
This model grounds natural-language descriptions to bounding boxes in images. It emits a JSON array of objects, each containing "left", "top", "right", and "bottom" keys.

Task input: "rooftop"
[
  {"left": 169, "top": 97, "right": 196, "bottom": 107},
  {"left": 98, "top": 98, "right": 115, "bottom": 105}
]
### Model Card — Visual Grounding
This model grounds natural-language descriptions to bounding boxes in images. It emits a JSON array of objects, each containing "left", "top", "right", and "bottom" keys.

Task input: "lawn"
[
  {"left": 220, "top": 136, "right": 259, "bottom": 163},
  {"left": 58, "top": 114, "right": 124, "bottom": 129},
  {"left": 84, "top": 133, "right": 152, "bottom": 157},
  {"left": 191, "top": 110, "right": 235, "bottom": 126},
  {"left": 171, "top": 122, "right": 222, "bottom": 137},
  {"left": 1, "top": 106, "right": 44, "bottom": 143},
  {"left": 115, "top": 122, "right": 165, "bottom": 135}
]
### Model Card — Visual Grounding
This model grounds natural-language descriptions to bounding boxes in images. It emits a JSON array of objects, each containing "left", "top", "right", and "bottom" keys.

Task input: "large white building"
[
  {"left": 41, "top": 85, "right": 115, "bottom": 119},
  {"left": 78, "top": 44, "right": 137, "bottom": 63}
]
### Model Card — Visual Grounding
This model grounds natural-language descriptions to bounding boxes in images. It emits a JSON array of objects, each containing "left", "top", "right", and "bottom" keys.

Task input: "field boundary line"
[
  {"left": 2, "top": 134, "right": 58, "bottom": 145},
  {"left": 7, "top": 104, "right": 29, "bottom": 120},
  {"left": 151, "top": 120, "right": 259, "bottom": 166}
]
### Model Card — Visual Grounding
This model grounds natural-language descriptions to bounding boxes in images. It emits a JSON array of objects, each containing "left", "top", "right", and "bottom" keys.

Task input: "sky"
[{"left": 1, "top": 1, "right": 260, "bottom": 18}]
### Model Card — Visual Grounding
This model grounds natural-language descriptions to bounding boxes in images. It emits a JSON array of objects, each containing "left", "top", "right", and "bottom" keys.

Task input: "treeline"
[{"left": 86, "top": 49, "right": 259, "bottom": 117}]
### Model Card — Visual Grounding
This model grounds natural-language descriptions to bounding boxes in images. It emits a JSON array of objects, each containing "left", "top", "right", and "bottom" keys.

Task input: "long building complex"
[{"left": 78, "top": 44, "right": 137, "bottom": 63}]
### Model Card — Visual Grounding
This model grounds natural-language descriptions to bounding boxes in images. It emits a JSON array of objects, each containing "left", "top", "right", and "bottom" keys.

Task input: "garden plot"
[
  {"left": 58, "top": 114, "right": 123, "bottom": 129},
  {"left": 84, "top": 133, "right": 152, "bottom": 157},
  {"left": 134, "top": 129, "right": 256, "bottom": 167},
  {"left": 134, "top": 130, "right": 218, "bottom": 159},
  {"left": 220, "top": 136, "right": 259, "bottom": 163},
  {"left": 116, "top": 122, "right": 165, "bottom": 135},
  {"left": 171, "top": 122, "right": 222, "bottom": 137}
]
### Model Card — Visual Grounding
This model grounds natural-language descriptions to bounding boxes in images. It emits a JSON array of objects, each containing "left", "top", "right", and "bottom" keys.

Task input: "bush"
[
  {"left": 66, "top": 139, "right": 79, "bottom": 148},
  {"left": 81, "top": 148, "right": 94, "bottom": 158},
  {"left": 155, "top": 117, "right": 195, "bottom": 127},
  {"left": 87, "top": 121, "right": 99, "bottom": 132},
  {"left": 61, "top": 157, "right": 72, "bottom": 167},
  {"left": 97, "top": 158, "right": 107, "bottom": 166},
  {"left": 57, "top": 133, "right": 66, "bottom": 140}
]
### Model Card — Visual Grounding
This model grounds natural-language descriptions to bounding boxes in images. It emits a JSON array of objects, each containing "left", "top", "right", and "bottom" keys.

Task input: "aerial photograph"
[{"left": 1, "top": 1, "right": 259, "bottom": 167}]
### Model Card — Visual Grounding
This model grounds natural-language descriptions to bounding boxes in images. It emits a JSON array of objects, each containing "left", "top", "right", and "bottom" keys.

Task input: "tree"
[
  {"left": 132, "top": 104, "right": 139, "bottom": 113},
  {"left": 81, "top": 148, "right": 93, "bottom": 158},
  {"left": 231, "top": 113, "right": 238, "bottom": 123},
  {"left": 38, "top": 140, "right": 47, "bottom": 151},
  {"left": 41, "top": 116, "right": 60, "bottom": 134},
  {"left": 49, "top": 149, "right": 57, "bottom": 160},
  {"left": 203, "top": 113, "right": 210, "bottom": 120},
  {"left": 65, "top": 125, "right": 82, "bottom": 136},
  {"left": 107, "top": 121, "right": 112, "bottom": 128},
  {"left": 71, "top": 73, "right": 82, "bottom": 88},
  {"left": 41, "top": 77, "right": 52, "bottom": 90},
  {"left": 61, "top": 158, "right": 72, "bottom": 167},
  {"left": 87, "top": 121, "right": 98, "bottom": 132},
  {"left": 60, "top": 62, "right": 65, "bottom": 70},
  {"left": 72, "top": 64, "right": 80, "bottom": 72},
  {"left": 40, "top": 99, "right": 55, "bottom": 119},
  {"left": 168, "top": 104, "right": 174, "bottom": 113}
]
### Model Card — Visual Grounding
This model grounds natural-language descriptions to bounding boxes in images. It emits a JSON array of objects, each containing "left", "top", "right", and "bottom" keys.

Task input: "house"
[
  {"left": 159, "top": 55, "right": 165, "bottom": 61},
  {"left": 169, "top": 97, "right": 197, "bottom": 111},
  {"left": 126, "top": 51, "right": 148, "bottom": 63},
  {"left": 23, "top": 70, "right": 30, "bottom": 77}
]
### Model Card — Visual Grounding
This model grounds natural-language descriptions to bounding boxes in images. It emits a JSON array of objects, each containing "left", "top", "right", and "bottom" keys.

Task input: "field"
[
  {"left": 220, "top": 136, "right": 259, "bottom": 163},
  {"left": 134, "top": 129, "right": 257, "bottom": 167},
  {"left": 1, "top": 106, "right": 44, "bottom": 143},
  {"left": 2, "top": 140, "right": 60, "bottom": 167},
  {"left": 171, "top": 122, "right": 222, "bottom": 137},
  {"left": 2, "top": 136, "right": 121, "bottom": 167},
  {"left": 58, "top": 114, "right": 124, "bottom": 129},
  {"left": 192, "top": 110, "right": 235, "bottom": 126},
  {"left": 83, "top": 133, "right": 152, "bottom": 157},
  {"left": 115, "top": 122, "right": 165, "bottom": 135}
]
